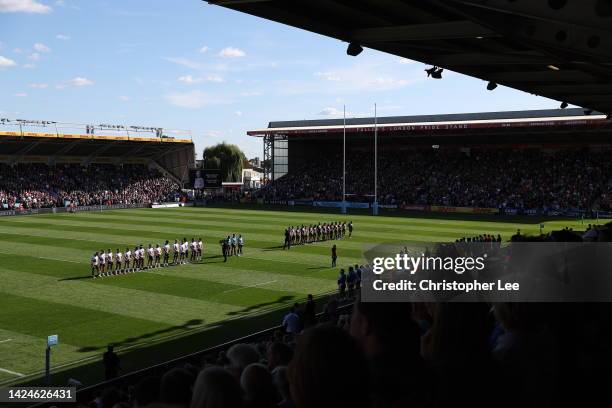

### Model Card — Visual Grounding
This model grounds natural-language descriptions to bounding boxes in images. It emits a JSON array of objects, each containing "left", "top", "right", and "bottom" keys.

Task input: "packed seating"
[
  {"left": 258, "top": 149, "right": 612, "bottom": 211},
  {"left": 0, "top": 163, "right": 181, "bottom": 210}
]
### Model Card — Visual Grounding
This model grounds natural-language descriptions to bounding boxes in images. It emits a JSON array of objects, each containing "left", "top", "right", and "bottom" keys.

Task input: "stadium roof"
[
  {"left": 247, "top": 107, "right": 610, "bottom": 136},
  {"left": 210, "top": 0, "right": 612, "bottom": 115},
  {"left": 0, "top": 132, "right": 194, "bottom": 165}
]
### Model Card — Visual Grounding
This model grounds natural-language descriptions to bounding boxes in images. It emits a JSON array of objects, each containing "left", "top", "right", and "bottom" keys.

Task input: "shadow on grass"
[
  {"left": 77, "top": 319, "right": 204, "bottom": 353},
  {"left": 58, "top": 275, "right": 92, "bottom": 281},
  {"left": 227, "top": 295, "right": 296, "bottom": 316}
]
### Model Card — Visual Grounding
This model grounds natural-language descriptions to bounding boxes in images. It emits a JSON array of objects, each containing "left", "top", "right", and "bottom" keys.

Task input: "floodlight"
[{"left": 346, "top": 42, "right": 363, "bottom": 57}]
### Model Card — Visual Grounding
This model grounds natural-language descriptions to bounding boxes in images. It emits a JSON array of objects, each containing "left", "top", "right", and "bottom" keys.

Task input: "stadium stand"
[
  {"left": 249, "top": 108, "right": 612, "bottom": 217},
  {"left": 257, "top": 148, "right": 612, "bottom": 211},
  {"left": 0, "top": 120, "right": 194, "bottom": 212},
  {"left": 0, "top": 163, "right": 180, "bottom": 210}
]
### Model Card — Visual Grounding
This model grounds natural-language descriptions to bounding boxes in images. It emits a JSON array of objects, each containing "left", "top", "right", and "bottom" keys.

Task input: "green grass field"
[{"left": 0, "top": 206, "right": 597, "bottom": 387}]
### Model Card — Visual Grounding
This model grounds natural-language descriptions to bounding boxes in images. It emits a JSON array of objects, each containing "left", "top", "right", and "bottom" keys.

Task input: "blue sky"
[{"left": 0, "top": 0, "right": 565, "bottom": 158}]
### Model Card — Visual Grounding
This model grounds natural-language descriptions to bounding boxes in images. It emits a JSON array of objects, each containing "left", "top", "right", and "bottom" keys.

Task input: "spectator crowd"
[
  {"left": 257, "top": 149, "right": 612, "bottom": 211},
  {"left": 0, "top": 163, "right": 181, "bottom": 210}
]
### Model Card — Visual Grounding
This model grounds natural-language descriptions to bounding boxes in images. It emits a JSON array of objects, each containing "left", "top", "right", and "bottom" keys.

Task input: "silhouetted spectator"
[
  {"left": 267, "top": 341, "right": 293, "bottom": 371},
  {"left": 102, "top": 345, "right": 120, "bottom": 380},
  {"left": 191, "top": 367, "right": 243, "bottom": 408},
  {"left": 288, "top": 326, "right": 370, "bottom": 408},
  {"left": 241, "top": 363, "right": 277, "bottom": 408},
  {"left": 160, "top": 367, "right": 195, "bottom": 408},
  {"left": 351, "top": 301, "right": 430, "bottom": 408},
  {"left": 226, "top": 343, "right": 261, "bottom": 379},
  {"left": 133, "top": 376, "right": 161, "bottom": 407}
]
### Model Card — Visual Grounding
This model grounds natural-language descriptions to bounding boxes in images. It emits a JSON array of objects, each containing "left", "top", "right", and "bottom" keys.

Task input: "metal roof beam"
[
  {"left": 433, "top": 52, "right": 557, "bottom": 66},
  {"left": 352, "top": 21, "right": 498, "bottom": 42},
  {"left": 487, "top": 70, "right": 598, "bottom": 82}
]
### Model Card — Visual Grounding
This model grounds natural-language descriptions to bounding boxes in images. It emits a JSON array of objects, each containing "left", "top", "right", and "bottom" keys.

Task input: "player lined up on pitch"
[
  {"left": 90, "top": 237, "right": 204, "bottom": 278},
  {"left": 220, "top": 233, "right": 245, "bottom": 262},
  {"left": 283, "top": 220, "right": 353, "bottom": 249}
]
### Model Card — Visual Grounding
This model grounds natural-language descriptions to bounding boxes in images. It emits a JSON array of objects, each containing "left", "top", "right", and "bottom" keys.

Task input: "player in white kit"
[
  {"left": 155, "top": 244, "right": 162, "bottom": 267},
  {"left": 125, "top": 247, "right": 132, "bottom": 272},
  {"left": 100, "top": 250, "right": 107, "bottom": 276},
  {"left": 91, "top": 252, "right": 99, "bottom": 278},
  {"left": 197, "top": 238, "right": 203, "bottom": 261},
  {"left": 107, "top": 249, "right": 114, "bottom": 276},
  {"left": 173, "top": 240, "right": 179, "bottom": 265},
  {"left": 115, "top": 249, "right": 123, "bottom": 274}
]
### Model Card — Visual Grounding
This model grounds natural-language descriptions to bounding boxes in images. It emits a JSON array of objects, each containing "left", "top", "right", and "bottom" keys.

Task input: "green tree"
[{"left": 202, "top": 142, "right": 246, "bottom": 182}]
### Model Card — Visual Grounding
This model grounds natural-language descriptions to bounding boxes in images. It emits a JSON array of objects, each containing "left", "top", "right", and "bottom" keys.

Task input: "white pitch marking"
[
  {"left": 0, "top": 339, "right": 12, "bottom": 344},
  {"left": 222, "top": 280, "right": 278, "bottom": 294},
  {"left": 0, "top": 367, "right": 25, "bottom": 377}
]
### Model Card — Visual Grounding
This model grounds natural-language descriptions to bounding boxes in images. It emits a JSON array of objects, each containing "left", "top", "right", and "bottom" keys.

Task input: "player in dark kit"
[
  {"left": 337, "top": 269, "right": 347, "bottom": 298},
  {"left": 283, "top": 228, "right": 291, "bottom": 250},
  {"left": 221, "top": 238, "right": 229, "bottom": 262},
  {"left": 331, "top": 244, "right": 337, "bottom": 267},
  {"left": 348, "top": 221, "right": 353, "bottom": 238}
]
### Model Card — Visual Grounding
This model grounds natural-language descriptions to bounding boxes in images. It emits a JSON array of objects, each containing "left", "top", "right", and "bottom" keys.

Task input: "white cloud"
[
  {"left": 68, "top": 76, "right": 93, "bottom": 86},
  {"left": 199, "top": 45, "right": 209, "bottom": 53},
  {"left": 205, "top": 74, "right": 224, "bottom": 83},
  {"left": 28, "top": 52, "right": 40, "bottom": 61},
  {"left": 56, "top": 34, "right": 70, "bottom": 40},
  {"left": 28, "top": 82, "right": 48, "bottom": 88},
  {"left": 178, "top": 74, "right": 224, "bottom": 84},
  {"left": 319, "top": 107, "right": 347, "bottom": 117},
  {"left": 315, "top": 71, "right": 341, "bottom": 81},
  {"left": 280, "top": 56, "right": 424, "bottom": 95},
  {"left": 118, "top": 95, "right": 130, "bottom": 101},
  {"left": 163, "top": 57, "right": 203, "bottom": 70},
  {"left": 178, "top": 75, "right": 202, "bottom": 84},
  {"left": 23, "top": 63, "right": 35, "bottom": 68},
  {"left": 55, "top": 0, "right": 65, "bottom": 6},
  {"left": 33, "top": 42, "right": 51, "bottom": 52},
  {"left": 0, "top": 0, "right": 51, "bottom": 13},
  {"left": 165, "top": 90, "right": 227, "bottom": 109},
  {"left": 234, "top": 110, "right": 243, "bottom": 117},
  {"left": 0, "top": 55, "right": 17, "bottom": 67},
  {"left": 57, "top": 76, "right": 93, "bottom": 89},
  {"left": 218, "top": 47, "right": 245, "bottom": 58},
  {"left": 14, "top": 92, "right": 28, "bottom": 97},
  {"left": 240, "top": 91, "right": 262, "bottom": 97}
]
